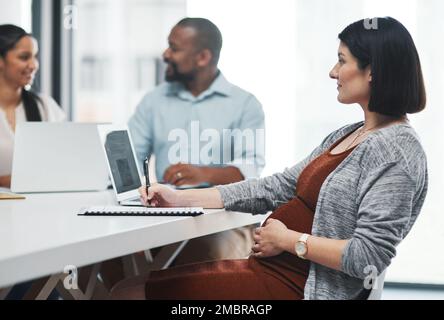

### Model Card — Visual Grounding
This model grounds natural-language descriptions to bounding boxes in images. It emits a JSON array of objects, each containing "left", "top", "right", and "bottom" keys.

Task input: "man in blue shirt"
[
  {"left": 129, "top": 20, "right": 265, "bottom": 186},
  {"left": 128, "top": 18, "right": 265, "bottom": 264}
]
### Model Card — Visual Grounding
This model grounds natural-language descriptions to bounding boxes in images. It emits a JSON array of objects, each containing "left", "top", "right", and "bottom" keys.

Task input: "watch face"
[{"left": 296, "top": 242, "right": 307, "bottom": 256}]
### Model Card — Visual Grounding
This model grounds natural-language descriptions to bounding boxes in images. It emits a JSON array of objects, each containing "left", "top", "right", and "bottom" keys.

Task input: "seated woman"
[
  {"left": 0, "top": 24, "right": 65, "bottom": 188},
  {"left": 114, "top": 17, "right": 428, "bottom": 300}
]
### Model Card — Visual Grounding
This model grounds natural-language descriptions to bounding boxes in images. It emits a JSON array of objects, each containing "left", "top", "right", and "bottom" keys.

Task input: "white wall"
[
  {"left": 188, "top": 0, "right": 298, "bottom": 177},
  {"left": 0, "top": 0, "right": 32, "bottom": 31}
]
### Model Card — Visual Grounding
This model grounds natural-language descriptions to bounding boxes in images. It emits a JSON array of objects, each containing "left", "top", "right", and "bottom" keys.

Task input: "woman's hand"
[
  {"left": 252, "top": 218, "right": 288, "bottom": 258},
  {"left": 138, "top": 183, "right": 182, "bottom": 207},
  {"left": 139, "top": 184, "right": 224, "bottom": 209}
]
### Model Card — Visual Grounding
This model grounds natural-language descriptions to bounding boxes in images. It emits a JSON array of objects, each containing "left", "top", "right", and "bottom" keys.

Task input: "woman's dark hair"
[
  {"left": 0, "top": 24, "right": 42, "bottom": 121},
  {"left": 338, "top": 17, "right": 426, "bottom": 116}
]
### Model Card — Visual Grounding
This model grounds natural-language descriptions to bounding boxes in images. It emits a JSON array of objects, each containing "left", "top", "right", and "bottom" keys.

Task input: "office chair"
[{"left": 367, "top": 269, "right": 387, "bottom": 300}]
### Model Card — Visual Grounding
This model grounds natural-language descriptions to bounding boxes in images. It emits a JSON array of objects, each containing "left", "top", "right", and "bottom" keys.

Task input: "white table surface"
[{"left": 0, "top": 191, "right": 266, "bottom": 288}]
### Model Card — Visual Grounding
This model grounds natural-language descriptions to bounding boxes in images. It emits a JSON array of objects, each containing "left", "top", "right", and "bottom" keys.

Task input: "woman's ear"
[{"left": 366, "top": 66, "right": 372, "bottom": 82}]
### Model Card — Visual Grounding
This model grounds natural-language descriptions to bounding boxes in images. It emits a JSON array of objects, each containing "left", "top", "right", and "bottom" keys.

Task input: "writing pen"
[{"left": 143, "top": 157, "right": 150, "bottom": 205}]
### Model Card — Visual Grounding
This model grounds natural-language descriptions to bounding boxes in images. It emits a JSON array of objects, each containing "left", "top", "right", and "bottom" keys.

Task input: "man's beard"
[{"left": 164, "top": 61, "right": 196, "bottom": 84}]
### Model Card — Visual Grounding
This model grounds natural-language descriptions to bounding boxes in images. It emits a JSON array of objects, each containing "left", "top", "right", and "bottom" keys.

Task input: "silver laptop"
[
  {"left": 97, "top": 124, "right": 144, "bottom": 206},
  {"left": 11, "top": 123, "right": 110, "bottom": 193}
]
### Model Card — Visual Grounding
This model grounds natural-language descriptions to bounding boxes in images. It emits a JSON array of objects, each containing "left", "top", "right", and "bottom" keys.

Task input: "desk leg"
[
  {"left": 121, "top": 240, "right": 188, "bottom": 278},
  {"left": 55, "top": 262, "right": 102, "bottom": 300},
  {"left": 144, "top": 249, "right": 153, "bottom": 263},
  {"left": 23, "top": 275, "right": 62, "bottom": 300},
  {"left": 149, "top": 240, "right": 189, "bottom": 270},
  {"left": 3, "top": 241, "right": 188, "bottom": 301},
  {"left": 100, "top": 241, "right": 189, "bottom": 298},
  {"left": 19, "top": 263, "right": 102, "bottom": 300}
]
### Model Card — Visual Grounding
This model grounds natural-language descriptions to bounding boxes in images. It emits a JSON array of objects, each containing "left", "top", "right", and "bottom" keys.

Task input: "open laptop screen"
[{"left": 104, "top": 130, "right": 141, "bottom": 194}]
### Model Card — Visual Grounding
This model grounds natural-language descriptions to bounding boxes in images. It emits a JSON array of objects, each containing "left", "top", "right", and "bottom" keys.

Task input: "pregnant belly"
[
  {"left": 248, "top": 198, "right": 315, "bottom": 293},
  {"left": 263, "top": 197, "right": 314, "bottom": 234}
]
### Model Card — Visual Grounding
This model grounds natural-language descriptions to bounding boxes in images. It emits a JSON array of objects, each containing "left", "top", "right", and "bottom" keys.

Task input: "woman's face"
[
  {"left": 329, "top": 42, "right": 371, "bottom": 106},
  {"left": 0, "top": 36, "right": 39, "bottom": 88}
]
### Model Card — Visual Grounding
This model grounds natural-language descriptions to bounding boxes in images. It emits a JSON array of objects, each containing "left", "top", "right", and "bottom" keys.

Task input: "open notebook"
[{"left": 78, "top": 206, "right": 204, "bottom": 217}]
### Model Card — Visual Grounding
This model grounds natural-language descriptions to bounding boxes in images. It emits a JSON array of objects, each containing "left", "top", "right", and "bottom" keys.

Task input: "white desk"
[{"left": 0, "top": 191, "right": 266, "bottom": 288}]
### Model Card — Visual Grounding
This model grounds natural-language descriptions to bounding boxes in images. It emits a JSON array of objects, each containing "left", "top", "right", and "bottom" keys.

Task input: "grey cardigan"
[{"left": 216, "top": 121, "right": 428, "bottom": 300}]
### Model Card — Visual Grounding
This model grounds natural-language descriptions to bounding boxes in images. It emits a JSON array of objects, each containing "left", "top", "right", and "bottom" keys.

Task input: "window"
[
  {"left": 0, "top": 0, "right": 32, "bottom": 31},
  {"left": 79, "top": 56, "right": 110, "bottom": 91},
  {"left": 72, "top": 0, "right": 186, "bottom": 123}
]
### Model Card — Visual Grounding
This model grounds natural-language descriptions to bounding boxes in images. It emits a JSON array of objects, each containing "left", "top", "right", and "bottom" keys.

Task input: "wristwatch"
[{"left": 295, "top": 233, "right": 310, "bottom": 259}]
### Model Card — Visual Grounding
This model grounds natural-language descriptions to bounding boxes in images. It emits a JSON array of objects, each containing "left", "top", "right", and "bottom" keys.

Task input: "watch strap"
[{"left": 299, "top": 233, "right": 310, "bottom": 244}]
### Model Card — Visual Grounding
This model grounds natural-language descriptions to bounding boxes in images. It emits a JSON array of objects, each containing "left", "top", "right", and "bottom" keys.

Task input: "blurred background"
[{"left": 1, "top": 0, "right": 443, "bottom": 293}]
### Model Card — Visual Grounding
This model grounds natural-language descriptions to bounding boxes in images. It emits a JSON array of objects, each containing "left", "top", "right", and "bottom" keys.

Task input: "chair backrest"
[{"left": 367, "top": 269, "right": 387, "bottom": 300}]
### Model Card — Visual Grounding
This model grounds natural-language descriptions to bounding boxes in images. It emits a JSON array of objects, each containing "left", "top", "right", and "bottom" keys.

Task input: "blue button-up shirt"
[{"left": 128, "top": 72, "right": 265, "bottom": 181}]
